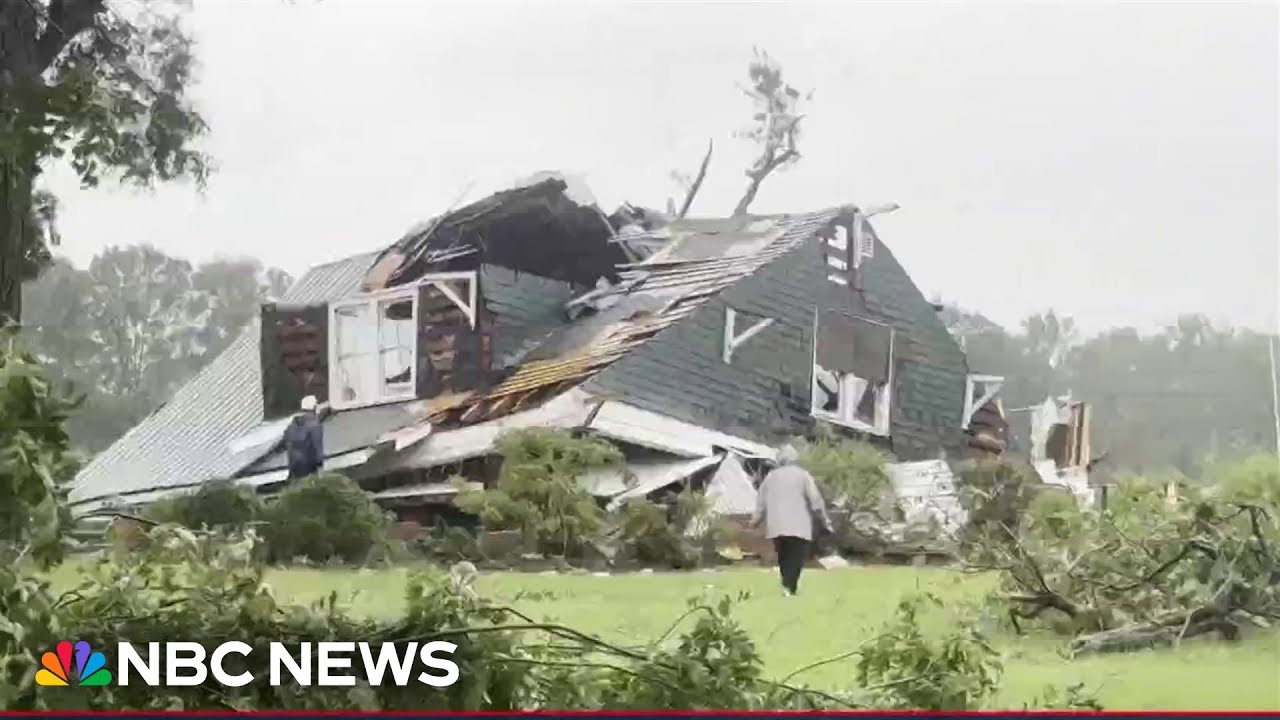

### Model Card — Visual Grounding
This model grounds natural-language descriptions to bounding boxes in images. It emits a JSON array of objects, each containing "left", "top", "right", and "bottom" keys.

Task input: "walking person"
[
  {"left": 284, "top": 395, "right": 325, "bottom": 479},
  {"left": 751, "top": 443, "right": 833, "bottom": 597}
]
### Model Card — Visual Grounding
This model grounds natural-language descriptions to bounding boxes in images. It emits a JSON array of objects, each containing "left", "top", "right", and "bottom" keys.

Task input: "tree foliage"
[
  {"left": 956, "top": 458, "right": 1042, "bottom": 552},
  {"left": 947, "top": 305, "right": 1276, "bottom": 476},
  {"left": 148, "top": 478, "right": 264, "bottom": 531},
  {"left": 971, "top": 459, "right": 1280, "bottom": 654},
  {"left": 855, "top": 594, "right": 1002, "bottom": 710},
  {"left": 260, "top": 474, "right": 390, "bottom": 564},
  {"left": 455, "top": 429, "right": 622, "bottom": 557},
  {"left": 733, "top": 48, "right": 809, "bottom": 216},
  {"left": 20, "top": 247, "right": 292, "bottom": 452},
  {"left": 794, "top": 431, "right": 895, "bottom": 517},
  {"left": 0, "top": 0, "right": 209, "bottom": 324},
  {"left": 614, "top": 488, "right": 733, "bottom": 569},
  {"left": 0, "top": 331, "right": 77, "bottom": 568}
]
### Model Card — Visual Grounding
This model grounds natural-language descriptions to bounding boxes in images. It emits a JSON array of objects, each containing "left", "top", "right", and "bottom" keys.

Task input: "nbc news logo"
[{"left": 36, "top": 641, "right": 113, "bottom": 687}]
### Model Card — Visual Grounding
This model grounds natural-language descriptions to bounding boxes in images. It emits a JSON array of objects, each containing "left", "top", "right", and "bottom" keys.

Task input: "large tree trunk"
[
  {"left": 0, "top": 0, "right": 106, "bottom": 326},
  {"left": 0, "top": 162, "right": 35, "bottom": 327}
]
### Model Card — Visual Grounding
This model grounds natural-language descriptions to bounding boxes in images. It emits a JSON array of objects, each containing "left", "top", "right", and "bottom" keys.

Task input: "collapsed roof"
[{"left": 67, "top": 173, "right": 874, "bottom": 513}]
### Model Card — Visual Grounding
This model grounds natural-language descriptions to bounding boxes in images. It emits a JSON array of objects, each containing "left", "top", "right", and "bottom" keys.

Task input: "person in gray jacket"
[{"left": 751, "top": 444, "right": 833, "bottom": 596}]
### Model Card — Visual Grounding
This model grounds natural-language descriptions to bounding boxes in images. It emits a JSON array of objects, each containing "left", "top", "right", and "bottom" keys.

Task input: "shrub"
[
  {"left": 0, "top": 333, "right": 77, "bottom": 569},
  {"left": 454, "top": 429, "right": 621, "bottom": 557},
  {"left": 1023, "top": 487, "right": 1085, "bottom": 541},
  {"left": 1211, "top": 453, "right": 1280, "bottom": 508},
  {"left": 956, "top": 458, "right": 1040, "bottom": 552},
  {"left": 856, "top": 594, "right": 1002, "bottom": 710},
  {"left": 612, "top": 487, "right": 738, "bottom": 569},
  {"left": 794, "top": 431, "right": 895, "bottom": 517},
  {"left": 260, "top": 473, "right": 390, "bottom": 564},
  {"left": 147, "top": 479, "right": 264, "bottom": 530}
]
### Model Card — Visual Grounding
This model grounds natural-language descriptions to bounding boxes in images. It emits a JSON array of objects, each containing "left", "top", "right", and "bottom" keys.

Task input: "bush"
[
  {"left": 795, "top": 431, "right": 895, "bottom": 517},
  {"left": 455, "top": 429, "right": 621, "bottom": 558},
  {"left": 148, "top": 479, "right": 263, "bottom": 530},
  {"left": 956, "top": 458, "right": 1040, "bottom": 552},
  {"left": 1211, "top": 453, "right": 1280, "bottom": 508},
  {"left": 260, "top": 473, "right": 390, "bottom": 564},
  {"left": 1023, "top": 487, "right": 1085, "bottom": 541},
  {"left": 614, "top": 490, "right": 732, "bottom": 569},
  {"left": 856, "top": 594, "right": 1002, "bottom": 710},
  {"left": 0, "top": 332, "right": 77, "bottom": 569}
]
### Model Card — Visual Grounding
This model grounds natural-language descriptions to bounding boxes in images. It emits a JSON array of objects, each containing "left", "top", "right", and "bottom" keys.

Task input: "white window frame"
[
  {"left": 962, "top": 374, "right": 1005, "bottom": 428},
  {"left": 722, "top": 306, "right": 774, "bottom": 363},
  {"left": 328, "top": 286, "right": 419, "bottom": 410},
  {"left": 324, "top": 270, "right": 479, "bottom": 411},
  {"left": 810, "top": 311, "right": 894, "bottom": 436}
]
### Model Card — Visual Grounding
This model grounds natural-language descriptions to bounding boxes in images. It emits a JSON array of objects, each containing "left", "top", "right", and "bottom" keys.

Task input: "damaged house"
[{"left": 67, "top": 174, "right": 1006, "bottom": 525}]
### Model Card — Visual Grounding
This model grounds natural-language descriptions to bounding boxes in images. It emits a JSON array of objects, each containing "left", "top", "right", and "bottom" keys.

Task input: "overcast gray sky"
[{"left": 44, "top": 0, "right": 1279, "bottom": 335}]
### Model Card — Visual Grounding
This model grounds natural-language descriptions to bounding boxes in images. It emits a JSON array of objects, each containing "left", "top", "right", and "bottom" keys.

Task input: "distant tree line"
[
  {"left": 18, "top": 248, "right": 1275, "bottom": 476},
  {"left": 942, "top": 305, "right": 1277, "bottom": 477},
  {"left": 20, "top": 247, "right": 291, "bottom": 453}
]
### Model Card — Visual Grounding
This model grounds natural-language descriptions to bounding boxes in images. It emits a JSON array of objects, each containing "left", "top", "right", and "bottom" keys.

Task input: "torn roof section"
[
  {"left": 366, "top": 175, "right": 631, "bottom": 292},
  {"left": 70, "top": 171, "right": 882, "bottom": 512}
]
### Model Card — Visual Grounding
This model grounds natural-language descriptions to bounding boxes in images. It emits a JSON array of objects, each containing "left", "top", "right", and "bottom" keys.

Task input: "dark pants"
[
  {"left": 773, "top": 535, "right": 809, "bottom": 594},
  {"left": 288, "top": 461, "right": 321, "bottom": 480}
]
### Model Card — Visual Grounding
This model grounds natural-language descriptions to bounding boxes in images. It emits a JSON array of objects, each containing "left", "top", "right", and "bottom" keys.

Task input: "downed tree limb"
[
  {"left": 960, "top": 472, "right": 1280, "bottom": 655},
  {"left": 1067, "top": 615, "right": 1238, "bottom": 656}
]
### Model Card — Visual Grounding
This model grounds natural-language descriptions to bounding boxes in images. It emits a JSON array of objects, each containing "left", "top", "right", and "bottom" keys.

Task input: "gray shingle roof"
[{"left": 68, "top": 252, "right": 378, "bottom": 506}]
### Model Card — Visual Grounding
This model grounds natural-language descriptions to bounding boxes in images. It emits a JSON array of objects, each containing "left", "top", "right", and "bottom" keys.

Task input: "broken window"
[
  {"left": 329, "top": 287, "right": 419, "bottom": 409},
  {"left": 811, "top": 310, "right": 893, "bottom": 435},
  {"left": 378, "top": 298, "right": 416, "bottom": 393},
  {"left": 962, "top": 374, "right": 1004, "bottom": 428},
  {"left": 326, "top": 271, "right": 479, "bottom": 411}
]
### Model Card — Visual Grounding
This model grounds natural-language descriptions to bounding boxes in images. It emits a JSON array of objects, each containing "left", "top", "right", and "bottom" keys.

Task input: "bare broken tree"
[
  {"left": 733, "top": 49, "right": 810, "bottom": 217},
  {"left": 668, "top": 140, "right": 714, "bottom": 219}
]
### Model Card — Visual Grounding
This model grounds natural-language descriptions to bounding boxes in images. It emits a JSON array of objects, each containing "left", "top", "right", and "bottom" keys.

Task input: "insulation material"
[{"left": 704, "top": 454, "right": 758, "bottom": 515}]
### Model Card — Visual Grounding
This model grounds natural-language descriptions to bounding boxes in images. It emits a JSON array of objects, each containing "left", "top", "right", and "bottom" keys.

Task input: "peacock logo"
[{"left": 35, "top": 640, "right": 113, "bottom": 687}]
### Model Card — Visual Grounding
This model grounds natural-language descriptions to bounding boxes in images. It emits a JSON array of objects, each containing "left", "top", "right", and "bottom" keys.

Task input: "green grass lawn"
[
  {"left": 47, "top": 562, "right": 1279, "bottom": 709},
  {"left": 256, "top": 564, "right": 1278, "bottom": 710}
]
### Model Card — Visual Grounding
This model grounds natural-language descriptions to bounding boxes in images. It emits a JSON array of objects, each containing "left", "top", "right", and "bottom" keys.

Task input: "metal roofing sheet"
[{"left": 68, "top": 252, "right": 379, "bottom": 506}]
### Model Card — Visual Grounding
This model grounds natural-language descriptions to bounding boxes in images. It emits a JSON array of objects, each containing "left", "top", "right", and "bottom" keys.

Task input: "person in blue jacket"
[{"left": 284, "top": 395, "right": 325, "bottom": 479}]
